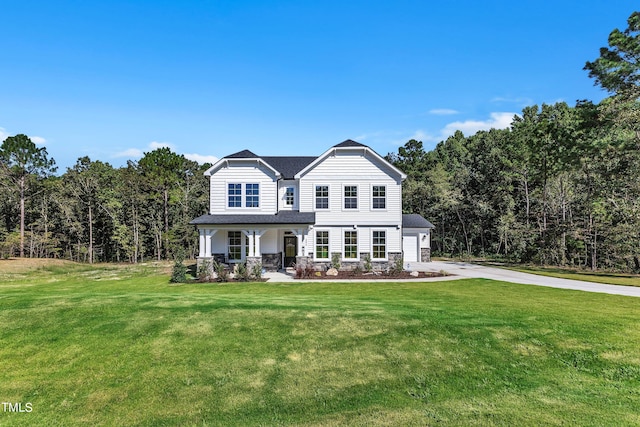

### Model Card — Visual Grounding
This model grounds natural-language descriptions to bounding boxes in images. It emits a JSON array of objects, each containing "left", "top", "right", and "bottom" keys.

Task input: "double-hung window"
[
  {"left": 315, "top": 185, "right": 329, "bottom": 209},
  {"left": 344, "top": 231, "right": 358, "bottom": 259},
  {"left": 372, "top": 185, "right": 386, "bottom": 209},
  {"left": 372, "top": 230, "right": 386, "bottom": 259},
  {"left": 246, "top": 184, "right": 259, "bottom": 207},
  {"left": 315, "top": 231, "right": 329, "bottom": 259},
  {"left": 228, "top": 231, "right": 245, "bottom": 260},
  {"left": 285, "top": 187, "right": 295, "bottom": 206},
  {"left": 344, "top": 186, "right": 357, "bottom": 209},
  {"left": 228, "top": 184, "right": 242, "bottom": 208}
]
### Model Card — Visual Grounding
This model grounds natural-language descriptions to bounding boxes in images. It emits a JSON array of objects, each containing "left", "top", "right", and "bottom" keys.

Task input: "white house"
[{"left": 191, "top": 140, "right": 434, "bottom": 271}]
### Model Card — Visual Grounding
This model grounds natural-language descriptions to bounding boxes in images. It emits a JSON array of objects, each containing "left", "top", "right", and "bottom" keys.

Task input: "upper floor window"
[
  {"left": 315, "top": 185, "right": 329, "bottom": 209},
  {"left": 285, "top": 187, "right": 295, "bottom": 206},
  {"left": 344, "top": 186, "right": 358, "bottom": 209},
  {"left": 228, "top": 183, "right": 242, "bottom": 208},
  {"left": 246, "top": 183, "right": 259, "bottom": 208},
  {"left": 372, "top": 185, "right": 386, "bottom": 209}
]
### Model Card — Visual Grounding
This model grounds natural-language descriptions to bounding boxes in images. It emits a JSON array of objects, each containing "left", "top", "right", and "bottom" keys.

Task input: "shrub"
[
  {"left": 251, "top": 263, "right": 263, "bottom": 280},
  {"left": 197, "top": 259, "right": 213, "bottom": 282},
  {"left": 214, "top": 261, "right": 229, "bottom": 282},
  {"left": 235, "top": 262, "right": 250, "bottom": 281},
  {"left": 331, "top": 253, "right": 341, "bottom": 270},
  {"left": 389, "top": 256, "right": 404, "bottom": 276},
  {"left": 170, "top": 251, "right": 188, "bottom": 283},
  {"left": 363, "top": 254, "right": 372, "bottom": 272}
]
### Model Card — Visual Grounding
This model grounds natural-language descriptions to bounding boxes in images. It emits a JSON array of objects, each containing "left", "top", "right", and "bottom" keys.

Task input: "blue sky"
[{"left": 1, "top": 1, "right": 636, "bottom": 170}]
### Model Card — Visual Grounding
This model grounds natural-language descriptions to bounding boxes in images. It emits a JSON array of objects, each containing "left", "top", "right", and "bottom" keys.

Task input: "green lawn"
[{"left": 1, "top": 261, "right": 639, "bottom": 426}]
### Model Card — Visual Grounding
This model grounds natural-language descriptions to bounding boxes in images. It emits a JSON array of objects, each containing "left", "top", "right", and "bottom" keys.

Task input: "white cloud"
[
  {"left": 113, "top": 148, "right": 144, "bottom": 158},
  {"left": 31, "top": 136, "right": 47, "bottom": 145},
  {"left": 429, "top": 108, "right": 459, "bottom": 115},
  {"left": 0, "top": 127, "right": 8, "bottom": 142},
  {"left": 440, "top": 112, "right": 516, "bottom": 139},
  {"left": 184, "top": 153, "right": 219, "bottom": 165}
]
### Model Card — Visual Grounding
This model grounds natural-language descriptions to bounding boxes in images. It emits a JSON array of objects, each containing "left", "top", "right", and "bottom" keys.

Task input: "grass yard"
[{"left": 0, "top": 260, "right": 639, "bottom": 426}]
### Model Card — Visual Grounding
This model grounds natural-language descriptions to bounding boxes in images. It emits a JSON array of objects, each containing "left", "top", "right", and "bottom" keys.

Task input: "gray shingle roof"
[
  {"left": 402, "top": 214, "right": 435, "bottom": 229},
  {"left": 261, "top": 156, "right": 317, "bottom": 179},
  {"left": 225, "top": 149, "right": 259, "bottom": 159},
  {"left": 190, "top": 211, "right": 316, "bottom": 225},
  {"left": 334, "top": 139, "right": 367, "bottom": 148}
]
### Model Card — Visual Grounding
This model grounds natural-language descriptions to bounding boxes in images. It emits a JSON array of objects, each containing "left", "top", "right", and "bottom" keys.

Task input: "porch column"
[
  {"left": 199, "top": 229, "right": 205, "bottom": 257},
  {"left": 290, "top": 228, "right": 304, "bottom": 257},
  {"left": 205, "top": 229, "right": 217, "bottom": 257},
  {"left": 242, "top": 230, "right": 255, "bottom": 257},
  {"left": 254, "top": 230, "right": 266, "bottom": 257}
]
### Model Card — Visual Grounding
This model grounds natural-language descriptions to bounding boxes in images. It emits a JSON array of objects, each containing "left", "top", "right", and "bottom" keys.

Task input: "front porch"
[
  {"left": 191, "top": 211, "right": 316, "bottom": 271},
  {"left": 196, "top": 227, "right": 310, "bottom": 272}
]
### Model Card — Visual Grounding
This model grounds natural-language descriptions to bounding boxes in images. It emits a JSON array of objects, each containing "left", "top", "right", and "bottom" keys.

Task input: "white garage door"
[{"left": 403, "top": 234, "right": 418, "bottom": 262}]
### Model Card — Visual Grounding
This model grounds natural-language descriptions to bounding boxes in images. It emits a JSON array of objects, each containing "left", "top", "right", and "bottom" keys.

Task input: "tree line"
[
  {"left": 0, "top": 143, "right": 209, "bottom": 263},
  {"left": 386, "top": 11, "right": 640, "bottom": 272},
  {"left": 1, "top": 11, "right": 638, "bottom": 270}
]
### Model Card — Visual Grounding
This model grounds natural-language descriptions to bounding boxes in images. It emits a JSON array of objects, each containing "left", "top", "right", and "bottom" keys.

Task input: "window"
[
  {"left": 372, "top": 185, "right": 386, "bottom": 209},
  {"left": 228, "top": 231, "right": 244, "bottom": 260},
  {"left": 245, "top": 183, "right": 259, "bottom": 207},
  {"left": 315, "top": 185, "right": 329, "bottom": 209},
  {"left": 315, "top": 231, "right": 329, "bottom": 259},
  {"left": 344, "top": 231, "right": 358, "bottom": 259},
  {"left": 228, "top": 184, "right": 242, "bottom": 207},
  {"left": 285, "top": 187, "right": 295, "bottom": 206},
  {"left": 372, "top": 230, "right": 386, "bottom": 259},
  {"left": 344, "top": 186, "right": 357, "bottom": 209}
]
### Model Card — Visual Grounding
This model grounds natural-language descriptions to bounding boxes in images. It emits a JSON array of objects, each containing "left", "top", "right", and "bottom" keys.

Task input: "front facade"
[{"left": 191, "top": 140, "right": 433, "bottom": 271}]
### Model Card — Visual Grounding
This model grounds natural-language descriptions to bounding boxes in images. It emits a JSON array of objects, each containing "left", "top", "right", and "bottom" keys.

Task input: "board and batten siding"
[
  {"left": 298, "top": 150, "right": 403, "bottom": 226},
  {"left": 209, "top": 161, "right": 278, "bottom": 214}
]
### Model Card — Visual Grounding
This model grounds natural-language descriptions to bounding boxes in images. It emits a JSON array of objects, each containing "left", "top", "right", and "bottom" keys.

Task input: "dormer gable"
[
  {"left": 203, "top": 149, "right": 281, "bottom": 178},
  {"left": 294, "top": 140, "right": 407, "bottom": 181}
]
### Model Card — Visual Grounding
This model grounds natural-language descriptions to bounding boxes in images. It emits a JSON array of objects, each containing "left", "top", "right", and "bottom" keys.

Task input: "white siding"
[
  {"left": 209, "top": 161, "right": 278, "bottom": 214},
  {"left": 277, "top": 180, "right": 299, "bottom": 211},
  {"left": 298, "top": 150, "right": 402, "bottom": 226}
]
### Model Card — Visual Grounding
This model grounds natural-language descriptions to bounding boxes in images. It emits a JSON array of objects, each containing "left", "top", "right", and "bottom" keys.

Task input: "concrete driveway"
[{"left": 406, "top": 260, "right": 640, "bottom": 298}]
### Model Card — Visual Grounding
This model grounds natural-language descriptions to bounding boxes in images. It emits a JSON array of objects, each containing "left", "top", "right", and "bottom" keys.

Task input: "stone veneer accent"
[
  {"left": 245, "top": 256, "right": 262, "bottom": 273},
  {"left": 421, "top": 247, "right": 431, "bottom": 262},
  {"left": 261, "top": 253, "right": 282, "bottom": 271}
]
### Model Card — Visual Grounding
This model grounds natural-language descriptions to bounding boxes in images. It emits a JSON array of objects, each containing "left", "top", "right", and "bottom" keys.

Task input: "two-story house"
[{"left": 190, "top": 140, "right": 433, "bottom": 272}]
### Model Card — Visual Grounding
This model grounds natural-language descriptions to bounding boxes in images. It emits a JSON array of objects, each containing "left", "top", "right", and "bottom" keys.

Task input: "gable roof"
[
  {"left": 204, "top": 140, "right": 405, "bottom": 180},
  {"left": 333, "top": 139, "right": 367, "bottom": 148},
  {"left": 261, "top": 156, "right": 317, "bottom": 179},
  {"left": 295, "top": 140, "right": 407, "bottom": 180},
  {"left": 225, "top": 149, "right": 259, "bottom": 159}
]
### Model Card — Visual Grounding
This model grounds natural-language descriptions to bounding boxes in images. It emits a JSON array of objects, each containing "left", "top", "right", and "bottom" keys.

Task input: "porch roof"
[{"left": 190, "top": 211, "right": 316, "bottom": 226}]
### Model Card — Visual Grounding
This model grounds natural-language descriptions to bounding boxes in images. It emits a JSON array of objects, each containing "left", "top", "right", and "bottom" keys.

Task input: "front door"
[{"left": 284, "top": 236, "right": 297, "bottom": 269}]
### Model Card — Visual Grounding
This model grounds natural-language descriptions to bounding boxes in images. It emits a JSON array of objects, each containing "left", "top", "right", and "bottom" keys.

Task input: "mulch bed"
[{"left": 295, "top": 271, "right": 447, "bottom": 280}]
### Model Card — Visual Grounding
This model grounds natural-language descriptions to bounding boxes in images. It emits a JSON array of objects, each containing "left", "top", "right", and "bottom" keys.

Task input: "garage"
[{"left": 402, "top": 233, "right": 419, "bottom": 262}]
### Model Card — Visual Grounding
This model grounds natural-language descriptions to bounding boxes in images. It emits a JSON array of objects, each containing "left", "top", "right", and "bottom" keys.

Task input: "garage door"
[{"left": 402, "top": 234, "right": 418, "bottom": 262}]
